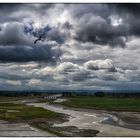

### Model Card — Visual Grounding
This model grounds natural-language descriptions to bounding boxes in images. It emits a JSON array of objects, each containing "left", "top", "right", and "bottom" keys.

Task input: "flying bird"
[
  {"left": 34, "top": 34, "right": 45, "bottom": 44},
  {"left": 33, "top": 26, "right": 51, "bottom": 44}
]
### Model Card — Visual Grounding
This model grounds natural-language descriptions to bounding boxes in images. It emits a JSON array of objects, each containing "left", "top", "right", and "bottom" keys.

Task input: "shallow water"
[{"left": 28, "top": 103, "right": 140, "bottom": 136}]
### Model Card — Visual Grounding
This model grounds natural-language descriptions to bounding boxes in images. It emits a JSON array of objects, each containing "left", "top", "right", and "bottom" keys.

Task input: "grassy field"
[
  {"left": 0, "top": 96, "right": 55, "bottom": 103},
  {"left": 61, "top": 96, "right": 140, "bottom": 112},
  {"left": 0, "top": 96, "right": 39, "bottom": 102},
  {"left": 0, "top": 102, "right": 58, "bottom": 121}
]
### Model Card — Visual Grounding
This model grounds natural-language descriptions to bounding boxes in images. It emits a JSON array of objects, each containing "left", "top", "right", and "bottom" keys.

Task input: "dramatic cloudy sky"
[{"left": 0, "top": 3, "right": 140, "bottom": 91}]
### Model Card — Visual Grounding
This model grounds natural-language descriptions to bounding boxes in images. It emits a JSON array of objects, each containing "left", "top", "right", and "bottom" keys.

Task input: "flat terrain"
[
  {"left": 0, "top": 102, "right": 58, "bottom": 121},
  {"left": 0, "top": 96, "right": 38, "bottom": 102},
  {"left": 30, "top": 102, "right": 140, "bottom": 136},
  {"left": 0, "top": 97, "right": 99, "bottom": 136},
  {"left": 0, "top": 120, "right": 55, "bottom": 137},
  {"left": 0, "top": 101, "right": 64, "bottom": 136},
  {"left": 0, "top": 96, "right": 140, "bottom": 137},
  {"left": 61, "top": 96, "right": 140, "bottom": 112}
]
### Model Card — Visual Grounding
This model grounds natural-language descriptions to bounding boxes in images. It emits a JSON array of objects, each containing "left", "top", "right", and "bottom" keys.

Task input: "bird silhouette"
[
  {"left": 34, "top": 34, "right": 45, "bottom": 44},
  {"left": 33, "top": 26, "right": 51, "bottom": 44}
]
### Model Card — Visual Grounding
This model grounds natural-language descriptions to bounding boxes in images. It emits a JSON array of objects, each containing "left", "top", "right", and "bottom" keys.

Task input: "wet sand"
[
  {"left": 28, "top": 103, "right": 140, "bottom": 137},
  {"left": 0, "top": 120, "right": 55, "bottom": 137}
]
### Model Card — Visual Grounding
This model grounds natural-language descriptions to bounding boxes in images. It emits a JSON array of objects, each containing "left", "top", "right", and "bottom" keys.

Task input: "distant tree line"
[
  {"left": 0, "top": 90, "right": 140, "bottom": 98},
  {"left": 61, "top": 91, "right": 140, "bottom": 98},
  {"left": 94, "top": 92, "right": 140, "bottom": 98}
]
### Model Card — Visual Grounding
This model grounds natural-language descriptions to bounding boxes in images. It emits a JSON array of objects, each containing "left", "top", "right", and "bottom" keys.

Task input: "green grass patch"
[
  {"left": 0, "top": 96, "right": 39, "bottom": 102},
  {"left": 61, "top": 96, "right": 140, "bottom": 112},
  {"left": 0, "top": 102, "right": 58, "bottom": 121},
  {"left": 0, "top": 96, "right": 55, "bottom": 103}
]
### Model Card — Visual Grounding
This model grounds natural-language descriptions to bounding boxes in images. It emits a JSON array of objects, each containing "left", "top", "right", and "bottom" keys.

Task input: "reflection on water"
[{"left": 28, "top": 103, "right": 140, "bottom": 136}]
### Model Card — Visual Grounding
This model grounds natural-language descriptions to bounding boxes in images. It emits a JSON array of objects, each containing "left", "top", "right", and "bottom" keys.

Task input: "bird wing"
[
  {"left": 34, "top": 33, "right": 46, "bottom": 44},
  {"left": 34, "top": 38, "right": 40, "bottom": 44}
]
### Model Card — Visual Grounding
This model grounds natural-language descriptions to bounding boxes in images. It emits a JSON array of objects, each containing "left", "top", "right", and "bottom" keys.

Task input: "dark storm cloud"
[
  {"left": 0, "top": 4, "right": 21, "bottom": 13},
  {"left": 0, "top": 22, "right": 31, "bottom": 46},
  {"left": 110, "top": 4, "right": 140, "bottom": 36},
  {"left": 74, "top": 18, "right": 127, "bottom": 47},
  {"left": 69, "top": 4, "right": 110, "bottom": 19},
  {"left": 0, "top": 4, "right": 30, "bottom": 23},
  {"left": 111, "top": 4, "right": 140, "bottom": 16},
  {"left": 47, "top": 27, "right": 67, "bottom": 44},
  {"left": 1, "top": 3, "right": 140, "bottom": 48},
  {"left": 1, "top": 3, "right": 140, "bottom": 90},
  {"left": 69, "top": 4, "right": 127, "bottom": 47},
  {"left": 0, "top": 3, "right": 140, "bottom": 63},
  {"left": 0, "top": 45, "right": 57, "bottom": 63},
  {"left": 0, "top": 4, "right": 54, "bottom": 23},
  {"left": 0, "top": 21, "right": 61, "bottom": 63},
  {"left": 69, "top": 3, "right": 140, "bottom": 47}
]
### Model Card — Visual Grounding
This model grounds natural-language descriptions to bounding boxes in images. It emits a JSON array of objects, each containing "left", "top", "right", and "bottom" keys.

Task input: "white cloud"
[
  {"left": 84, "top": 59, "right": 115, "bottom": 71},
  {"left": 6, "top": 80, "right": 21, "bottom": 86},
  {"left": 55, "top": 62, "right": 80, "bottom": 72},
  {"left": 0, "top": 4, "right": 139, "bottom": 91},
  {"left": 35, "top": 66, "right": 54, "bottom": 76},
  {"left": 27, "top": 78, "right": 42, "bottom": 87}
]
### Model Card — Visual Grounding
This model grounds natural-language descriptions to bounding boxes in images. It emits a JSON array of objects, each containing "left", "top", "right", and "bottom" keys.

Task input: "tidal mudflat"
[
  {"left": 0, "top": 97, "right": 140, "bottom": 137},
  {"left": 0, "top": 120, "right": 55, "bottom": 137},
  {"left": 28, "top": 102, "right": 140, "bottom": 137}
]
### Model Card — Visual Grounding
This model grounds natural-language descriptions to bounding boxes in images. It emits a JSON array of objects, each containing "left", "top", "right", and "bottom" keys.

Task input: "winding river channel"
[{"left": 28, "top": 102, "right": 140, "bottom": 136}]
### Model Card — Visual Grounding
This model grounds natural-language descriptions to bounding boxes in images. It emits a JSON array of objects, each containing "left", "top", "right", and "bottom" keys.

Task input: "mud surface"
[
  {"left": 0, "top": 120, "right": 55, "bottom": 137},
  {"left": 28, "top": 103, "right": 140, "bottom": 137}
]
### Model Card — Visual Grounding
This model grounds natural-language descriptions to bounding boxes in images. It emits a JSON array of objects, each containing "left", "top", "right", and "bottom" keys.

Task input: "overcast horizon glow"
[{"left": 0, "top": 3, "right": 140, "bottom": 91}]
